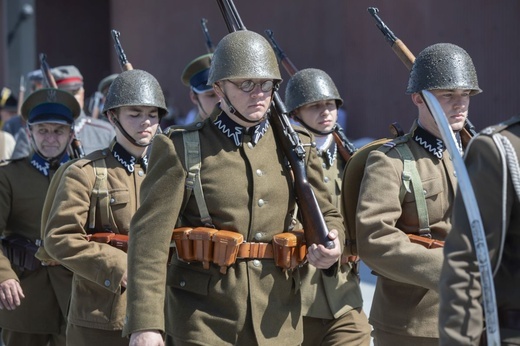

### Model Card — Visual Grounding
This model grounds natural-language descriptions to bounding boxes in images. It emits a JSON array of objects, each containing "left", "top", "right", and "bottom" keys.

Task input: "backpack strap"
[
  {"left": 379, "top": 132, "right": 431, "bottom": 237},
  {"left": 181, "top": 130, "right": 214, "bottom": 227},
  {"left": 88, "top": 158, "right": 112, "bottom": 231},
  {"left": 394, "top": 143, "right": 431, "bottom": 237}
]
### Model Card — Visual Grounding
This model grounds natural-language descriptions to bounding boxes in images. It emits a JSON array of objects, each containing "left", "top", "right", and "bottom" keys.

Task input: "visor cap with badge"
[
  {"left": 21, "top": 88, "right": 80, "bottom": 126},
  {"left": 181, "top": 53, "right": 213, "bottom": 94}
]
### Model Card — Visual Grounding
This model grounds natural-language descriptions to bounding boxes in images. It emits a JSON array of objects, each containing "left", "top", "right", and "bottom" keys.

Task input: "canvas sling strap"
[
  {"left": 88, "top": 158, "right": 114, "bottom": 231},
  {"left": 181, "top": 130, "right": 214, "bottom": 227}
]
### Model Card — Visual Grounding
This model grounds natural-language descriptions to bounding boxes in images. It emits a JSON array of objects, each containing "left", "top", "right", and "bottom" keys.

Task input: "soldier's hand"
[
  {"left": 130, "top": 330, "right": 164, "bottom": 346},
  {"left": 0, "top": 279, "right": 25, "bottom": 310},
  {"left": 306, "top": 229, "right": 341, "bottom": 269}
]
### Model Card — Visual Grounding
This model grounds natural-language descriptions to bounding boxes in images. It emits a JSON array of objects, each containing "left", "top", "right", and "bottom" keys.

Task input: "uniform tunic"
[
  {"left": 439, "top": 118, "right": 520, "bottom": 345},
  {"left": 124, "top": 112, "right": 345, "bottom": 346},
  {"left": 356, "top": 122, "right": 457, "bottom": 339},
  {"left": 43, "top": 142, "right": 145, "bottom": 331},
  {"left": 300, "top": 135, "right": 363, "bottom": 320},
  {"left": 0, "top": 155, "right": 71, "bottom": 334}
]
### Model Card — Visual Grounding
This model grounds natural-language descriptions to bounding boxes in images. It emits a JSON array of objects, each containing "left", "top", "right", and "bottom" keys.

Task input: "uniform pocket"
[
  {"left": 167, "top": 262, "right": 211, "bottom": 296},
  {"left": 107, "top": 189, "right": 131, "bottom": 233}
]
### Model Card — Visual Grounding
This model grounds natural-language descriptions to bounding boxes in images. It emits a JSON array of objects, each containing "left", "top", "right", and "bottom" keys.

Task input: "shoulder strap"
[
  {"left": 88, "top": 158, "right": 112, "bottom": 231},
  {"left": 393, "top": 140, "right": 431, "bottom": 237},
  {"left": 181, "top": 130, "right": 213, "bottom": 227}
]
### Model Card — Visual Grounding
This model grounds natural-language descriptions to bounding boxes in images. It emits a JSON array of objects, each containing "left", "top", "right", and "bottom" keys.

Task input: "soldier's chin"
[{"left": 135, "top": 138, "right": 151, "bottom": 146}]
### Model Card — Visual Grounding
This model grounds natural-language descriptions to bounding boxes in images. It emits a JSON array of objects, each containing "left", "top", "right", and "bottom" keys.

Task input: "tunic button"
[
  {"left": 253, "top": 259, "right": 261, "bottom": 267},
  {"left": 453, "top": 171, "right": 457, "bottom": 177},
  {"left": 180, "top": 280, "right": 186, "bottom": 287},
  {"left": 256, "top": 169, "right": 263, "bottom": 176},
  {"left": 258, "top": 199, "right": 265, "bottom": 207},
  {"left": 423, "top": 189, "right": 427, "bottom": 195},
  {"left": 138, "top": 170, "right": 144, "bottom": 176},
  {"left": 104, "top": 279, "right": 111, "bottom": 287},
  {"left": 322, "top": 163, "right": 327, "bottom": 168},
  {"left": 324, "top": 177, "right": 330, "bottom": 183},
  {"left": 247, "top": 142, "right": 253, "bottom": 149},
  {"left": 110, "top": 198, "right": 115, "bottom": 204},
  {"left": 255, "top": 232, "right": 263, "bottom": 240}
]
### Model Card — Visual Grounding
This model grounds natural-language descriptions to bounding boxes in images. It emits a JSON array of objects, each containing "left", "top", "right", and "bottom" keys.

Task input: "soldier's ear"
[{"left": 411, "top": 93, "right": 424, "bottom": 106}]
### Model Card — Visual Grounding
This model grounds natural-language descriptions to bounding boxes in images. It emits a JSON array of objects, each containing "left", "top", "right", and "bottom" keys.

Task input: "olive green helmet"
[
  {"left": 285, "top": 68, "right": 343, "bottom": 113},
  {"left": 207, "top": 30, "right": 282, "bottom": 85},
  {"left": 406, "top": 43, "right": 482, "bottom": 95},
  {"left": 103, "top": 69, "right": 168, "bottom": 117}
]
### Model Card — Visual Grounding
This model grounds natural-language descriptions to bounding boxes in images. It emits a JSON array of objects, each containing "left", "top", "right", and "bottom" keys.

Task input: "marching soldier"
[
  {"left": 355, "top": 43, "right": 482, "bottom": 345},
  {"left": 124, "top": 30, "right": 344, "bottom": 346},
  {"left": 285, "top": 68, "right": 371, "bottom": 345},
  {"left": 439, "top": 117, "right": 520, "bottom": 345},
  {"left": 41, "top": 69, "right": 165, "bottom": 346},
  {"left": 0, "top": 88, "right": 80, "bottom": 346}
]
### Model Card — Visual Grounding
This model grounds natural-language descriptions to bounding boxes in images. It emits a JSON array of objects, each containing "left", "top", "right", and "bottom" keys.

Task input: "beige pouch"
[{"left": 212, "top": 231, "right": 244, "bottom": 274}]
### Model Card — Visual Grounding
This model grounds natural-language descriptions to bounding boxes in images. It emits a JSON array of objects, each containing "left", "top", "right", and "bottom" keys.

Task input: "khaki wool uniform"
[
  {"left": 299, "top": 135, "right": 370, "bottom": 346},
  {"left": 124, "top": 113, "right": 345, "bottom": 346},
  {"left": 440, "top": 117, "right": 520, "bottom": 345},
  {"left": 356, "top": 122, "right": 457, "bottom": 344},
  {"left": 0, "top": 156, "right": 72, "bottom": 344},
  {"left": 43, "top": 143, "right": 145, "bottom": 345}
]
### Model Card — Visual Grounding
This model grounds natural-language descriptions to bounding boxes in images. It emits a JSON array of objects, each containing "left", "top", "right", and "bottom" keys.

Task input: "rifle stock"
[
  {"left": 216, "top": 0, "right": 334, "bottom": 249},
  {"left": 367, "top": 6, "right": 476, "bottom": 146},
  {"left": 111, "top": 30, "right": 133, "bottom": 71}
]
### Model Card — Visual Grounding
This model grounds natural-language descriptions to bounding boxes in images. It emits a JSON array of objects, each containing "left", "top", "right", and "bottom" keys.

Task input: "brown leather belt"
[
  {"left": 499, "top": 309, "right": 520, "bottom": 330},
  {"left": 237, "top": 242, "right": 274, "bottom": 259}
]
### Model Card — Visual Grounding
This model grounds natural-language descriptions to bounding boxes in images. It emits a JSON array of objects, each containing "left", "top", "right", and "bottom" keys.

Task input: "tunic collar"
[
  {"left": 412, "top": 125, "right": 446, "bottom": 159},
  {"left": 315, "top": 134, "right": 337, "bottom": 167},
  {"left": 30, "top": 152, "right": 70, "bottom": 177},
  {"left": 111, "top": 141, "right": 148, "bottom": 174},
  {"left": 213, "top": 111, "right": 269, "bottom": 147}
]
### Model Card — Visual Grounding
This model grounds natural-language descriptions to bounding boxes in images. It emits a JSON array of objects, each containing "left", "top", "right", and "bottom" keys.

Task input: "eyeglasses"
[{"left": 226, "top": 80, "right": 275, "bottom": 93}]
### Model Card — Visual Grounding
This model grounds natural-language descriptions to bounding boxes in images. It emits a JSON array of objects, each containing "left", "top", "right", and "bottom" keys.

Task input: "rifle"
[
  {"left": 17, "top": 75, "right": 25, "bottom": 115},
  {"left": 111, "top": 30, "right": 133, "bottom": 71},
  {"left": 367, "top": 7, "right": 477, "bottom": 147},
  {"left": 200, "top": 18, "right": 215, "bottom": 53},
  {"left": 39, "top": 53, "right": 58, "bottom": 89},
  {"left": 39, "top": 53, "right": 85, "bottom": 159},
  {"left": 264, "top": 29, "right": 357, "bottom": 161},
  {"left": 215, "top": 0, "right": 334, "bottom": 250}
]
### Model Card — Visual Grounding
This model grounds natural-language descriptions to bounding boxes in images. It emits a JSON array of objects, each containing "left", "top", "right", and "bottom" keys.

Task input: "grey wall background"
[{"left": 2, "top": 0, "right": 519, "bottom": 141}]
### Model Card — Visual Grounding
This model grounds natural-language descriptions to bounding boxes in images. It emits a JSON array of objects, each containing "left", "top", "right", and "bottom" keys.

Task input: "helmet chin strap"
[
  {"left": 110, "top": 112, "right": 159, "bottom": 148},
  {"left": 216, "top": 84, "right": 267, "bottom": 125},
  {"left": 294, "top": 115, "right": 334, "bottom": 136}
]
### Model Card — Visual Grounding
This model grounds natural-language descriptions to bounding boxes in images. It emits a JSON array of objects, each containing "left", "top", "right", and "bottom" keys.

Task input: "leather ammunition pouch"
[
  {"left": 86, "top": 232, "right": 129, "bottom": 252},
  {"left": 1, "top": 234, "right": 41, "bottom": 271},
  {"left": 171, "top": 227, "right": 306, "bottom": 273},
  {"left": 272, "top": 230, "right": 306, "bottom": 270}
]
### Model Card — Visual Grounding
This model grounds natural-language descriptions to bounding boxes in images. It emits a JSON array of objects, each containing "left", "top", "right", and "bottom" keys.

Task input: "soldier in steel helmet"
[
  {"left": 178, "top": 53, "right": 219, "bottom": 125},
  {"left": 41, "top": 69, "right": 166, "bottom": 346},
  {"left": 355, "top": 43, "right": 482, "bottom": 345},
  {"left": 124, "top": 30, "right": 344, "bottom": 346},
  {"left": 285, "top": 68, "right": 371, "bottom": 346},
  {"left": 0, "top": 88, "right": 80, "bottom": 346}
]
